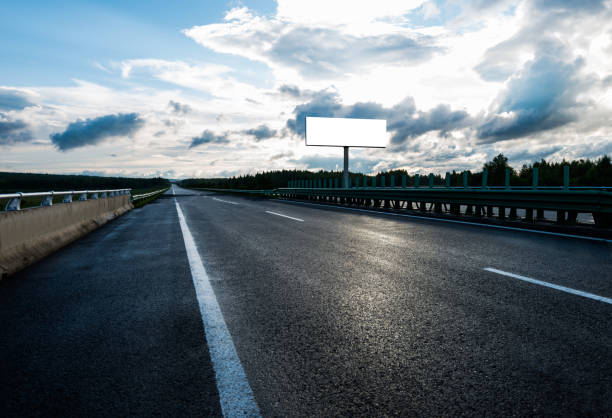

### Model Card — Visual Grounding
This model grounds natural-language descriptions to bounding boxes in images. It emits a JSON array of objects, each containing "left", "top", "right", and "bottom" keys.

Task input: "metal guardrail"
[
  {"left": 195, "top": 185, "right": 612, "bottom": 228},
  {"left": 0, "top": 189, "right": 131, "bottom": 211},
  {"left": 131, "top": 188, "right": 169, "bottom": 201}
]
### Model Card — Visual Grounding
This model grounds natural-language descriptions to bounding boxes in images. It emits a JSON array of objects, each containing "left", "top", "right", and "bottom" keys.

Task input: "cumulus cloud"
[
  {"left": 0, "top": 88, "right": 35, "bottom": 111},
  {"left": 50, "top": 113, "right": 144, "bottom": 151},
  {"left": 168, "top": 100, "right": 192, "bottom": 114},
  {"left": 189, "top": 130, "right": 229, "bottom": 148},
  {"left": 285, "top": 91, "right": 470, "bottom": 148},
  {"left": 0, "top": 119, "right": 32, "bottom": 145},
  {"left": 183, "top": 7, "right": 441, "bottom": 79},
  {"left": 244, "top": 124, "right": 277, "bottom": 140},
  {"left": 474, "top": 0, "right": 610, "bottom": 83},
  {"left": 477, "top": 47, "right": 589, "bottom": 142}
]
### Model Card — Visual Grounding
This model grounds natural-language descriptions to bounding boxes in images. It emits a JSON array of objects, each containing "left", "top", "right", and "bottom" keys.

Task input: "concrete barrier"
[{"left": 0, "top": 195, "right": 133, "bottom": 278}]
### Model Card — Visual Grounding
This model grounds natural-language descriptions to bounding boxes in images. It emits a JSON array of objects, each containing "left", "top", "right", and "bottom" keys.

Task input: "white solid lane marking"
[
  {"left": 284, "top": 200, "right": 612, "bottom": 243},
  {"left": 484, "top": 267, "right": 612, "bottom": 305},
  {"left": 265, "top": 210, "right": 304, "bottom": 222},
  {"left": 175, "top": 201, "right": 260, "bottom": 417},
  {"left": 213, "top": 197, "right": 239, "bottom": 205}
]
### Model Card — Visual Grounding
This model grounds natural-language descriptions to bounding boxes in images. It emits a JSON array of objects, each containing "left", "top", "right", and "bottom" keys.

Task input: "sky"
[{"left": 1, "top": 0, "right": 611, "bottom": 179}]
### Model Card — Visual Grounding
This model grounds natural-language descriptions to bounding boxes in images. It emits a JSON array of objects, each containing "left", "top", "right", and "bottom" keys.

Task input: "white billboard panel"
[{"left": 305, "top": 117, "right": 387, "bottom": 148}]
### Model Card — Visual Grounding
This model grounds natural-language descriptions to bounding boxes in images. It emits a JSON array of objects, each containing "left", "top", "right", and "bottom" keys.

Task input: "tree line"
[
  {"left": 0, "top": 172, "right": 169, "bottom": 193},
  {"left": 180, "top": 154, "right": 612, "bottom": 189}
]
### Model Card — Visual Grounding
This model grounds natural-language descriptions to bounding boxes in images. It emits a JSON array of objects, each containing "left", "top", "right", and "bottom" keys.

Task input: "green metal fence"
[{"left": 195, "top": 166, "right": 612, "bottom": 227}]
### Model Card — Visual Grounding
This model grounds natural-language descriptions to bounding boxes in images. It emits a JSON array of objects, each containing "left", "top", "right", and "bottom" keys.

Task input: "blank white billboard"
[{"left": 305, "top": 117, "right": 387, "bottom": 148}]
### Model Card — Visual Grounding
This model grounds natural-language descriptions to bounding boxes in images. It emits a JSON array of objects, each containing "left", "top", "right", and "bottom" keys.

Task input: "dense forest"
[
  {"left": 0, "top": 172, "right": 169, "bottom": 193},
  {"left": 180, "top": 154, "right": 612, "bottom": 189}
]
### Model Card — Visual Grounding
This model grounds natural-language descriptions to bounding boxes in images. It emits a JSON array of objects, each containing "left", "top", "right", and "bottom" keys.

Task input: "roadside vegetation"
[
  {"left": 0, "top": 172, "right": 169, "bottom": 193},
  {"left": 181, "top": 154, "right": 612, "bottom": 190}
]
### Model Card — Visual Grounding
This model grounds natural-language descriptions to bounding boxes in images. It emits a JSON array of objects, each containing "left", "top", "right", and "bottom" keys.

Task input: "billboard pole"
[{"left": 343, "top": 146, "right": 349, "bottom": 188}]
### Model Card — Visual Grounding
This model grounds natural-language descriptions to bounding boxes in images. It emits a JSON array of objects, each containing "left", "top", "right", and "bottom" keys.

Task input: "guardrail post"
[
  {"left": 563, "top": 165, "right": 570, "bottom": 190},
  {"left": 334, "top": 178, "right": 339, "bottom": 188},
  {"left": 429, "top": 173, "right": 434, "bottom": 188},
  {"left": 482, "top": 170, "right": 488, "bottom": 189},
  {"left": 402, "top": 174, "right": 407, "bottom": 187},
  {"left": 63, "top": 193, "right": 73, "bottom": 203},
  {"left": 464, "top": 173, "right": 473, "bottom": 214},
  {"left": 101, "top": 192, "right": 108, "bottom": 198},
  {"left": 390, "top": 175, "right": 395, "bottom": 187},
  {"left": 532, "top": 167, "right": 539, "bottom": 189},
  {"left": 79, "top": 192, "right": 87, "bottom": 201},
  {"left": 505, "top": 168, "right": 511, "bottom": 189},
  {"left": 372, "top": 177, "right": 376, "bottom": 187},
  {"left": 41, "top": 192, "right": 54, "bottom": 206},
  {"left": 355, "top": 177, "right": 360, "bottom": 188},
  {"left": 5, "top": 193, "right": 22, "bottom": 211},
  {"left": 509, "top": 207, "right": 518, "bottom": 220},
  {"left": 414, "top": 174, "right": 419, "bottom": 188},
  {"left": 381, "top": 176, "right": 386, "bottom": 187},
  {"left": 445, "top": 172, "right": 450, "bottom": 188}
]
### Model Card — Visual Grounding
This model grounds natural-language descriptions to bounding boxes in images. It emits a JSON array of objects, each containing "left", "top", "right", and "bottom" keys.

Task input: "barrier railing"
[
  {"left": 131, "top": 188, "right": 169, "bottom": 201},
  {"left": 0, "top": 189, "right": 131, "bottom": 211}
]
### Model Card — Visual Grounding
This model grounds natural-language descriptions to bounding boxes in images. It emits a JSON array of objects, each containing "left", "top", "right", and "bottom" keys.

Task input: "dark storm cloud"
[
  {"left": 0, "top": 88, "right": 34, "bottom": 111},
  {"left": 476, "top": 53, "right": 586, "bottom": 142},
  {"left": 243, "top": 124, "right": 277, "bottom": 140},
  {"left": 50, "top": 113, "right": 144, "bottom": 151},
  {"left": 168, "top": 100, "right": 192, "bottom": 114},
  {"left": 0, "top": 119, "right": 33, "bottom": 145},
  {"left": 285, "top": 91, "right": 343, "bottom": 136},
  {"left": 0, "top": 88, "right": 35, "bottom": 111},
  {"left": 285, "top": 92, "right": 470, "bottom": 148},
  {"left": 189, "top": 130, "right": 229, "bottom": 148}
]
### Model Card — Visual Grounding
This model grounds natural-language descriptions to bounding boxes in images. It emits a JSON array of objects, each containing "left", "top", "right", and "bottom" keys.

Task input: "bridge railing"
[
  {"left": 1, "top": 188, "right": 135, "bottom": 278},
  {"left": 131, "top": 188, "right": 169, "bottom": 201},
  {"left": 1, "top": 189, "right": 131, "bottom": 211}
]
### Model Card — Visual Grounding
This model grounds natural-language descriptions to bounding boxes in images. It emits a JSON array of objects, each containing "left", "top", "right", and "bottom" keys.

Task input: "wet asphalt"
[{"left": 1, "top": 185, "right": 611, "bottom": 416}]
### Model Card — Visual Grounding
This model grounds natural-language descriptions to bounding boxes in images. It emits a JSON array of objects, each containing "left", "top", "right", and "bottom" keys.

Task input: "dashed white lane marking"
[
  {"left": 484, "top": 267, "right": 612, "bottom": 305},
  {"left": 175, "top": 200, "right": 260, "bottom": 417},
  {"left": 265, "top": 210, "right": 304, "bottom": 222},
  {"left": 283, "top": 200, "right": 612, "bottom": 243},
  {"left": 213, "top": 197, "right": 239, "bottom": 205}
]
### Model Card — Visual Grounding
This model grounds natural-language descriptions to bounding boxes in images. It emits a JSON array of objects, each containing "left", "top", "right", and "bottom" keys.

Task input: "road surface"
[{"left": 1, "top": 185, "right": 611, "bottom": 416}]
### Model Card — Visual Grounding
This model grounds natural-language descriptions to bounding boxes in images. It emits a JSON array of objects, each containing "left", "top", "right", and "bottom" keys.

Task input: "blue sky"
[{"left": 1, "top": 0, "right": 611, "bottom": 178}]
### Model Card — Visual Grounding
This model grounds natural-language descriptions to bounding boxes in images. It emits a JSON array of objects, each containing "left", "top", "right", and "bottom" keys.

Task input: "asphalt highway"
[{"left": 1, "top": 185, "right": 611, "bottom": 416}]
